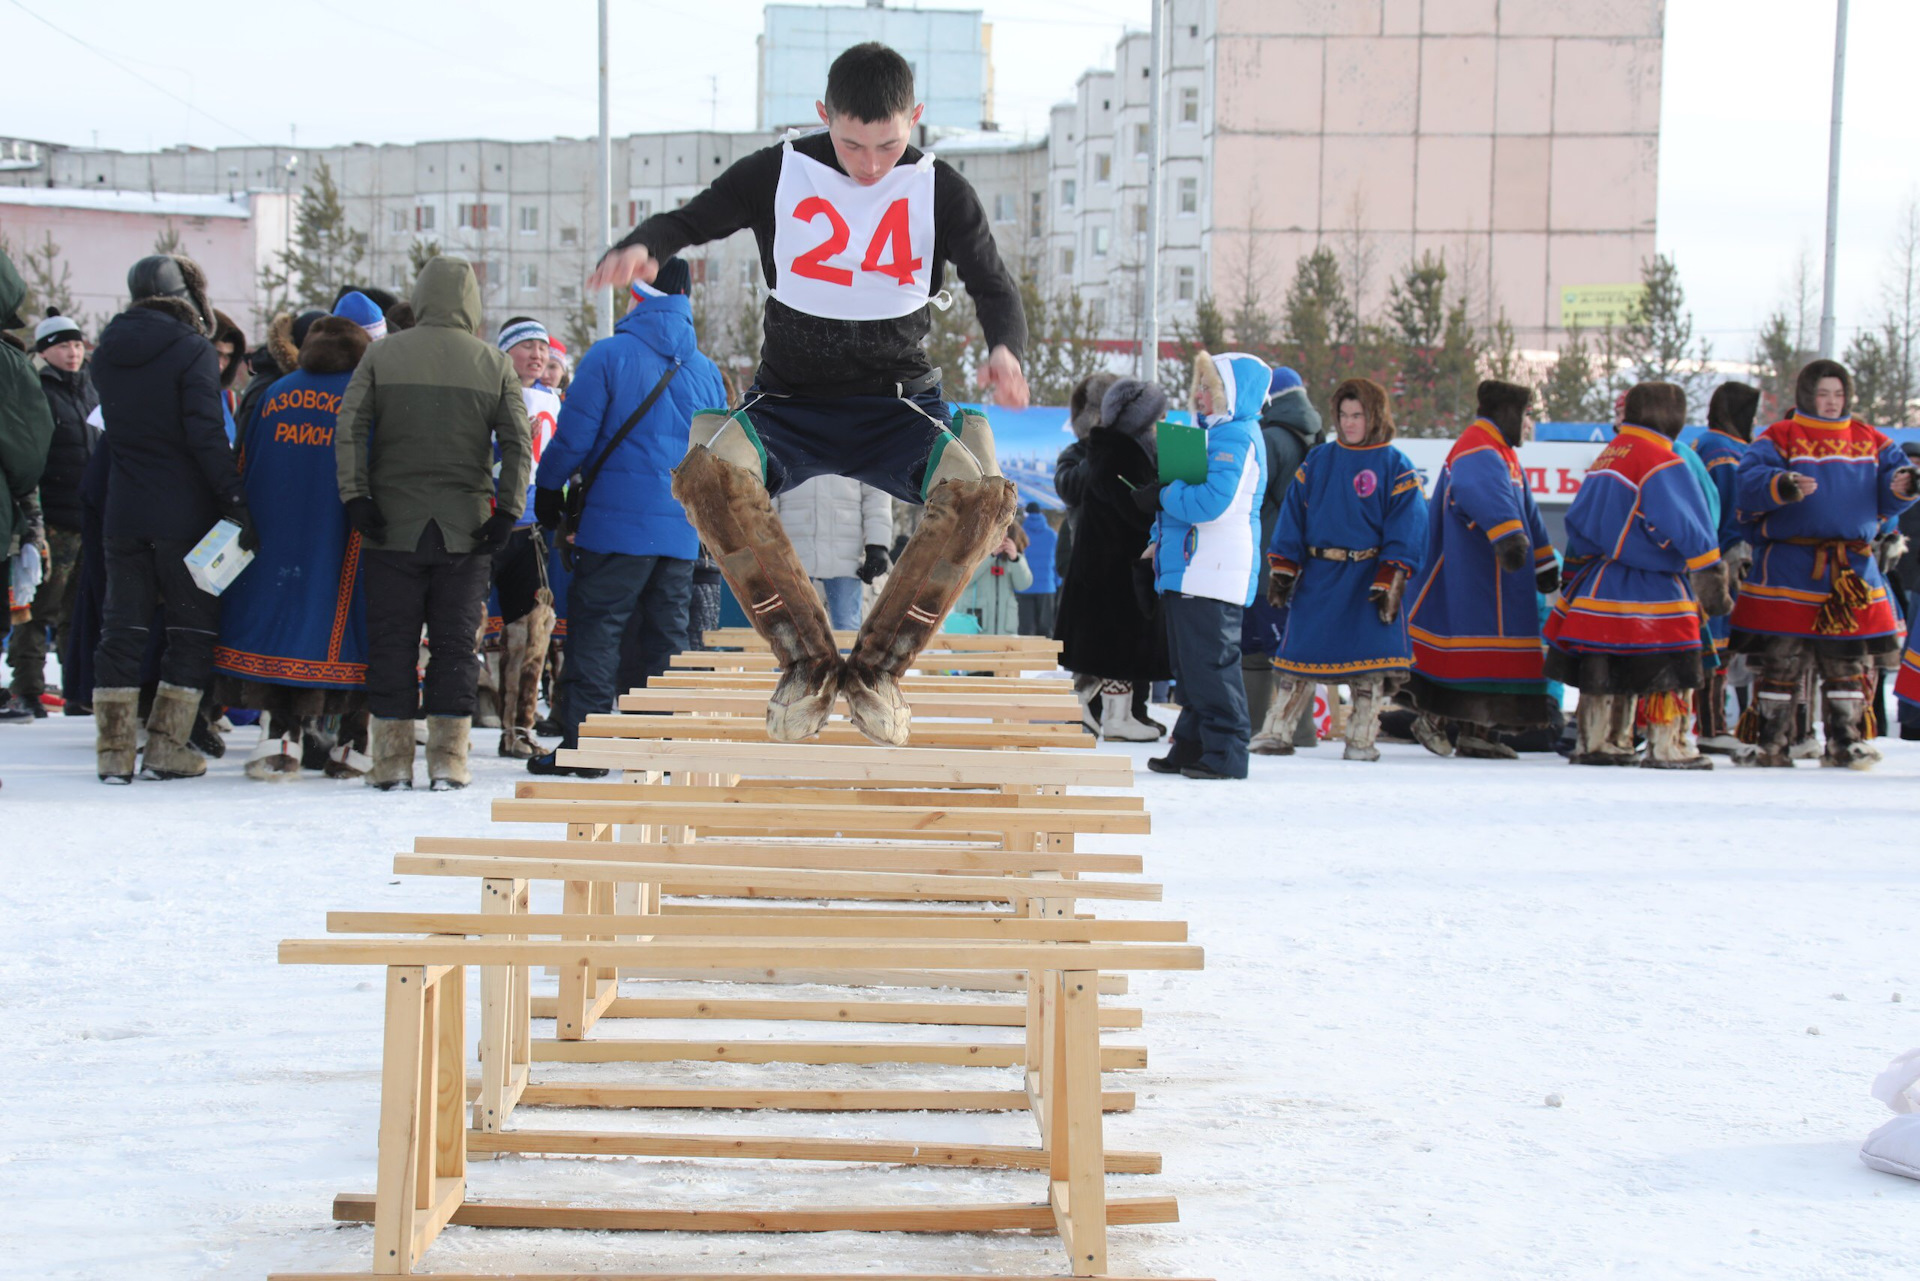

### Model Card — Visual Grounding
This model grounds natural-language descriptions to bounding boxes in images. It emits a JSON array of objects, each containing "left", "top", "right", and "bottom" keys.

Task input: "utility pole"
[
  {"left": 1141, "top": 0, "right": 1164, "bottom": 380},
  {"left": 596, "top": 0, "right": 614, "bottom": 341},
  {"left": 1819, "top": 0, "right": 1849, "bottom": 359}
]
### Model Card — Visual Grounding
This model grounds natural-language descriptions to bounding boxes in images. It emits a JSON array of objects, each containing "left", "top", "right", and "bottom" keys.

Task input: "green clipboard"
[{"left": 1155, "top": 420, "right": 1209, "bottom": 485}]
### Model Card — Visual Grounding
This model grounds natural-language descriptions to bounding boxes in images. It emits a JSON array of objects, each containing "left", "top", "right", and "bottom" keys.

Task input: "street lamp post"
[{"left": 1818, "top": 0, "right": 1849, "bottom": 360}]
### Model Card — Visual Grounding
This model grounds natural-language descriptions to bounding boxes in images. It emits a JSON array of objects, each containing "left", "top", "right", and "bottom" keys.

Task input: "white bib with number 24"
[{"left": 770, "top": 137, "right": 936, "bottom": 322}]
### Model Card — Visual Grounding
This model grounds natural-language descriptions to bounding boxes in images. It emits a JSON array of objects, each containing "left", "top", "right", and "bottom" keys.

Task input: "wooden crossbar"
[
  {"left": 502, "top": 1082, "right": 1137, "bottom": 1112},
  {"left": 513, "top": 780, "right": 1145, "bottom": 812},
  {"left": 490, "top": 797, "right": 1150, "bottom": 838},
  {"left": 701, "top": 628, "right": 1062, "bottom": 654},
  {"left": 276, "top": 1273, "right": 1204, "bottom": 1280},
  {"left": 327, "top": 910, "right": 1183, "bottom": 944},
  {"left": 518, "top": 995, "right": 1145, "bottom": 1029},
  {"left": 528, "top": 1039, "right": 1144, "bottom": 1070},
  {"left": 546, "top": 738, "right": 1130, "bottom": 785},
  {"left": 617, "top": 689, "right": 1081, "bottom": 722},
  {"left": 463, "top": 1126, "right": 1160, "bottom": 1173},
  {"left": 652, "top": 671, "right": 1075, "bottom": 693},
  {"left": 279, "top": 939, "right": 1201, "bottom": 969},
  {"left": 413, "top": 835, "right": 1143, "bottom": 875},
  {"left": 577, "top": 716, "right": 1087, "bottom": 748}
]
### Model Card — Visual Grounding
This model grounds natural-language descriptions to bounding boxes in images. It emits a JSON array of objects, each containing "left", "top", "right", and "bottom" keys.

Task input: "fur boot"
[
  {"left": 1073, "top": 673, "right": 1101, "bottom": 735},
  {"left": 1098, "top": 679, "right": 1159, "bottom": 741},
  {"left": 141, "top": 682, "right": 208, "bottom": 780},
  {"left": 672, "top": 441, "right": 841, "bottom": 742},
  {"left": 244, "top": 713, "right": 303, "bottom": 781},
  {"left": 843, "top": 474, "right": 1019, "bottom": 745},
  {"left": 498, "top": 596, "right": 556, "bottom": 758},
  {"left": 1410, "top": 712, "right": 1453, "bottom": 757},
  {"left": 1252, "top": 677, "right": 1317, "bottom": 755},
  {"left": 1820, "top": 680, "right": 1878, "bottom": 770},
  {"left": 367, "top": 716, "right": 417, "bottom": 790},
  {"left": 1738, "top": 682, "right": 1798, "bottom": 768},
  {"left": 1455, "top": 724, "right": 1518, "bottom": 759},
  {"left": 93, "top": 686, "right": 140, "bottom": 783},
  {"left": 473, "top": 621, "right": 503, "bottom": 729},
  {"left": 426, "top": 715, "right": 472, "bottom": 791},
  {"left": 1642, "top": 696, "right": 1710, "bottom": 769},
  {"left": 1344, "top": 677, "right": 1385, "bottom": 762},
  {"left": 1571, "top": 694, "right": 1636, "bottom": 765},
  {"left": 1695, "top": 670, "right": 1745, "bottom": 754}
]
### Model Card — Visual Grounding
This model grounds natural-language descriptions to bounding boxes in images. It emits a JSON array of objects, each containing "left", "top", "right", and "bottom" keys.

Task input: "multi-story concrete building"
[{"left": 759, "top": 3, "right": 993, "bottom": 131}]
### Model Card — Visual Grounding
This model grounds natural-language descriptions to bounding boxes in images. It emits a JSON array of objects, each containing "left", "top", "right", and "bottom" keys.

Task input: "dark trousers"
[
  {"left": 361, "top": 521, "right": 491, "bottom": 720},
  {"left": 1164, "top": 592, "right": 1250, "bottom": 778},
  {"left": 560, "top": 551, "right": 694, "bottom": 745},
  {"left": 1017, "top": 591, "right": 1056, "bottom": 637},
  {"left": 96, "top": 535, "right": 220, "bottom": 690}
]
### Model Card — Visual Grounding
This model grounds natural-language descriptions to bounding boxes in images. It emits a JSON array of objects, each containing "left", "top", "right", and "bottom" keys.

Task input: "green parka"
[
  {"left": 334, "top": 256, "right": 530, "bottom": 553},
  {"left": 0, "top": 251, "right": 54, "bottom": 549}
]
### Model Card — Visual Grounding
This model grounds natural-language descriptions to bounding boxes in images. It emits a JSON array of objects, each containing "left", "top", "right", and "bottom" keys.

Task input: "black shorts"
[{"left": 736, "top": 384, "right": 958, "bottom": 507}]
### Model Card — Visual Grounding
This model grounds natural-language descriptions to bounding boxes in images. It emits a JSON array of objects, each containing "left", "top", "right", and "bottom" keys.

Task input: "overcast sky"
[{"left": 6, "top": 0, "right": 1917, "bottom": 354}]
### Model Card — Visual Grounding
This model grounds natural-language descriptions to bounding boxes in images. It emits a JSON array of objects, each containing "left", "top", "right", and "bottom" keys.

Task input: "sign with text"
[
  {"left": 1396, "top": 440, "right": 1608, "bottom": 508},
  {"left": 1558, "top": 283, "right": 1645, "bottom": 330}
]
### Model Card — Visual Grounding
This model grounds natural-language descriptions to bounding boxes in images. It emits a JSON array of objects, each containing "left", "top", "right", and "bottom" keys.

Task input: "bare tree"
[
  {"left": 1332, "top": 189, "right": 1375, "bottom": 347},
  {"left": 1879, "top": 194, "right": 1919, "bottom": 425}
]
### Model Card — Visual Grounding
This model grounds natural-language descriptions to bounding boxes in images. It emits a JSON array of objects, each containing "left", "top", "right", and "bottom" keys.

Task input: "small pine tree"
[
  {"left": 14, "top": 229, "right": 80, "bottom": 322},
  {"left": 260, "top": 158, "right": 368, "bottom": 312},
  {"left": 1280, "top": 247, "right": 1351, "bottom": 404},
  {"left": 153, "top": 223, "right": 184, "bottom": 256},
  {"left": 1018, "top": 270, "right": 1111, "bottom": 407},
  {"left": 561, "top": 294, "right": 598, "bottom": 361},
  {"left": 406, "top": 237, "right": 441, "bottom": 286},
  {"left": 1541, "top": 323, "right": 1600, "bottom": 422},
  {"left": 1753, "top": 310, "right": 1807, "bottom": 422},
  {"left": 1484, "top": 311, "right": 1521, "bottom": 383},
  {"left": 1845, "top": 322, "right": 1909, "bottom": 426},
  {"left": 1621, "top": 253, "right": 1712, "bottom": 412},
  {"left": 1161, "top": 290, "right": 1228, "bottom": 388},
  {"left": 1384, "top": 251, "right": 1483, "bottom": 435}
]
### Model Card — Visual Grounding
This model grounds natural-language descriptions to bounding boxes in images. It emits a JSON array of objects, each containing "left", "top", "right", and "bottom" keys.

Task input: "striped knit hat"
[{"left": 497, "top": 317, "right": 550, "bottom": 351}]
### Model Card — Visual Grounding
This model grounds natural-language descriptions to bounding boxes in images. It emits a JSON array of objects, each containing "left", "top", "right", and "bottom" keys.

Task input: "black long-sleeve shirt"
[{"left": 618, "top": 131, "right": 1026, "bottom": 399}]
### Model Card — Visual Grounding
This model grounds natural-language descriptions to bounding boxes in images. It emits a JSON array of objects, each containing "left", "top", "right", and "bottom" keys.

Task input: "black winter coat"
[
  {"left": 1052, "top": 428, "right": 1167, "bottom": 681},
  {"left": 90, "top": 300, "right": 243, "bottom": 542},
  {"left": 36, "top": 364, "right": 100, "bottom": 531},
  {"left": 1052, "top": 437, "right": 1092, "bottom": 582}
]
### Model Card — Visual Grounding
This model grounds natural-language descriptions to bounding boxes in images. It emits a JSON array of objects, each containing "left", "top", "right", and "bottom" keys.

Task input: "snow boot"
[
  {"left": 497, "top": 600, "right": 555, "bottom": 759},
  {"left": 367, "top": 716, "right": 417, "bottom": 790},
  {"left": 1410, "top": 712, "right": 1454, "bottom": 757},
  {"left": 1252, "top": 677, "right": 1317, "bottom": 755},
  {"left": 1073, "top": 673, "right": 1101, "bottom": 735},
  {"left": 1695, "top": 670, "right": 1743, "bottom": 754},
  {"left": 1737, "top": 680, "right": 1798, "bottom": 767},
  {"left": 843, "top": 460, "right": 1018, "bottom": 746},
  {"left": 1820, "top": 679, "right": 1879, "bottom": 770},
  {"left": 1571, "top": 694, "right": 1636, "bottom": 765},
  {"left": 1343, "top": 677, "right": 1384, "bottom": 762},
  {"left": 140, "top": 683, "right": 208, "bottom": 780},
  {"left": 1099, "top": 680, "right": 1159, "bottom": 741},
  {"left": 92, "top": 686, "right": 140, "bottom": 784},
  {"left": 473, "top": 621, "right": 503, "bottom": 729},
  {"left": 1455, "top": 725, "right": 1518, "bottom": 760},
  {"left": 1643, "top": 711, "right": 1711, "bottom": 770},
  {"left": 672, "top": 425, "right": 841, "bottom": 742},
  {"left": 244, "top": 714, "right": 303, "bottom": 781},
  {"left": 426, "top": 715, "right": 473, "bottom": 791}
]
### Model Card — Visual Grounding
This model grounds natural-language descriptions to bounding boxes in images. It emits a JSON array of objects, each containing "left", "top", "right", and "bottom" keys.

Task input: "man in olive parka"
[
  {"left": 0, "top": 250, "right": 54, "bottom": 580},
  {"left": 334, "top": 255, "right": 531, "bottom": 791}
]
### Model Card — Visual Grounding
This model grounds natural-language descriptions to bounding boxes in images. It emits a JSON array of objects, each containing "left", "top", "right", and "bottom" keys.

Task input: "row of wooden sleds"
[{"left": 272, "top": 629, "right": 1211, "bottom": 1280}]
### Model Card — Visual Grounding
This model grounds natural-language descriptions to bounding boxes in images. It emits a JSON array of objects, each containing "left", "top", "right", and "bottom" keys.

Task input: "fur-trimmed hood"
[
  {"left": 1707, "top": 381, "right": 1760, "bottom": 438},
  {"left": 1069, "top": 372, "right": 1120, "bottom": 440},
  {"left": 1475, "top": 378, "right": 1533, "bottom": 446},
  {"left": 298, "top": 315, "right": 369, "bottom": 375},
  {"left": 1330, "top": 377, "right": 1395, "bottom": 446},
  {"left": 1795, "top": 358, "right": 1852, "bottom": 417},
  {"left": 267, "top": 312, "right": 300, "bottom": 374},
  {"left": 1190, "top": 350, "right": 1271, "bottom": 427}
]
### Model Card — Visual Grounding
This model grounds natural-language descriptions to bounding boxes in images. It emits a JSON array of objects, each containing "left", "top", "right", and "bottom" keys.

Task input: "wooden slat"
[
  {"left": 414, "top": 834, "right": 1144, "bottom": 875},
  {"left": 701, "top": 628, "right": 1062, "bottom": 654},
  {"left": 279, "top": 938, "right": 1203, "bottom": 970},
  {"left": 330, "top": 1191, "right": 1178, "bottom": 1233},
  {"left": 617, "top": 688, "right": 1080, "bottom": 721},
  {"left": 275, "top": 1271, "right": 1204, "bottom": 1279},
  {"left": 491, "top": 797, "right": 1151, "bottom": 837},
  {"left": 511, "top": 781, "right": 1145, "bottom": 813},
  {"left": 505, "top": 1082, "right": 1136, "bottom": 1112},
  {"left": 652, "top": 672, "right": 1073, "bottom": 693},
  {"left": 527, "top": 1039, "right": 1145, "bottom": 1069},
  {"left": 576, "top": 716, "right": 1085, "bottom": 749},
  {"left": 548, "top": 737, "right": 1129, "bottom": 785},
  {"left": 605, "top": 967, "right": 1128, "bottom": 995},
  {"left": 521, "top": 994, "right": 1145, "bottom": 1029},
  {"left": 467, "top": 1127, "right": 1160, "bottom": 1173},
  {"left": 329, "top": 910, "right": 1182, "bottom": 944}
]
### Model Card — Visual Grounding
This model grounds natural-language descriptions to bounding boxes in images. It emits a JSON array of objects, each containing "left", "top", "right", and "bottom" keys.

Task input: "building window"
[
  {"left": 389, "top": 209, "right": 407, "bottom": 234},
  {"left": 1176, "top": 265, "right": 1195, "bottom": 302},
  {"left": 1090, "top": 298, "right": 1106, "bottom": 329},
  {"left": 518, "top": 206, "right": 539, "bottom": 233},
  {"left": 1061, "top": 247, "right": 1076, "bottom": 275},
  {"left": 1091, "top": 225, "right": 1109, "bottom": 259},
  {"left": 1134, "top": 204, "right": 1148, "bottom": 235},
  {"left": 457, "top": 203, "right": 503, "bottom": 231},
  {"left": 389, "top": 264, "right": 408, "bottom": 289},
  {"left": 993, "top": 192, "right": 1016, "bottom": 223},
  {"left": 559, "top": 284, "right": 578, "bottom": 302},
  {"left": 559, "top": 226, "right": 578, "bottom": 247},
  {"left": 634, "top": 198, "right": 652, "bottom": 222},
  {"left": 472, "top": 260, "right": 490, "bottom": 289},
  {"left": 1093, "top": 153, "right": 1111, "bottom": 184},
  {"left": 519, "top": 263, "right": 538, "bottom": 291},
  {"left": 1134, "top": 124, "right": 1149, "bottom": 157},
  {"left": 1061, "top": 178, "right": 1077, "bottom": 208},
  {"left": 415, "top": 204, "right": 436, "bottom": 232},
  {"left": 1029, "top": 191, "right": 1043, "bottom": 238},
  {"left": 1178, "top": 176, "right": 1198, "bottom": 216},
  {"left": 1180, "top": 86, "right": 1200, "bottom": 124}
]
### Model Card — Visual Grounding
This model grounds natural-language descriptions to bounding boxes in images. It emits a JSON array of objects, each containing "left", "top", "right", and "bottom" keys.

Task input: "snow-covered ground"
[{"left": 3, "top": 711, "right": 1917, "bottom": 1279}]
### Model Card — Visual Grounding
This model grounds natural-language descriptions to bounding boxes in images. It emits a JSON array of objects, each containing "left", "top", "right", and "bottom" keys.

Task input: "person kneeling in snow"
[
  {"left": 1544, "top": 382, "right": 1732, "bottom": 769},
  {"left": 1253, "top": 378, "right": 1427, "bottom": 762}
]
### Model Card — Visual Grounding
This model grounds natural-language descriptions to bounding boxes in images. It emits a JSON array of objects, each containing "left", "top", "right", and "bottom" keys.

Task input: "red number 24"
[{"left": 789, "top": 196, "right": 923, "bottom": 288}]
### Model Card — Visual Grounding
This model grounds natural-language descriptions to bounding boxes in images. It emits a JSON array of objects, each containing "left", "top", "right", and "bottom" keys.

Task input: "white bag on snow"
[{"left": 1861, "top": 1048, "right": 1920, "bottom": 1181}]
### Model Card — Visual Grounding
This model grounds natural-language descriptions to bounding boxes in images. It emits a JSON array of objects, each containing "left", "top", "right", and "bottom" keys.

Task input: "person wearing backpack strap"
[{"left": 527, "top": 257, "right": 727, "bottom": 776}]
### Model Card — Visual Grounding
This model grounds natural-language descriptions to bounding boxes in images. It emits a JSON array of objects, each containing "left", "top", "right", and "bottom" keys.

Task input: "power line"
[{"left": 7, "top": 0, "right": 265, "bottom": 146}]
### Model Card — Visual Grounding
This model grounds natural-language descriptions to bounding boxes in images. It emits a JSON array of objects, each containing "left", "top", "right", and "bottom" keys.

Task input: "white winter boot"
[
  {"left": 244, "top": 714, "right": 302, "bottom": 781},
  {"left": 1098, "top": 680, "right": 1159, "bottom": 742}
]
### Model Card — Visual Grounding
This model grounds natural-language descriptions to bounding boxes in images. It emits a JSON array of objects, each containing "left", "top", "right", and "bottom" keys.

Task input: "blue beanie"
[
  {"left": 332, "top": 291, "right": 388, "bottom": 340},
  {"left": 1267, "top": 366, "right": 1303, "bottom": 399}
]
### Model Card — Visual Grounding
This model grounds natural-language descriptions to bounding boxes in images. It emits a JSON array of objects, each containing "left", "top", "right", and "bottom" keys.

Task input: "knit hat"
[
  {"left": 547, "top": 338, "right": 568, "bottom": 358},
  {"left": 33, "top": 310, "right": 83, "bottom": 352},
  {"left": 632, "top": 256, "right": 691, "bottom": 300},
  {"left": 332, "top": 290, "right": 388, "bottom": 341},
  {"left": 497, "top": 317, "right": 550, "bottom": 351},
  {"left": 290, "top": 308, "right": 327, "bottom": 349},
  {"left": 1267, "top": 366, "right": 1304, "bottom": 399}
]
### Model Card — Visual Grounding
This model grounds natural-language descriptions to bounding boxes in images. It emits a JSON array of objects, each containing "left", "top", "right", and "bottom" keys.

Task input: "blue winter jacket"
[
  {"left": 1152, "top": 351, "right": 1269, "bottom": 605},
  {"left": 535, "top": 293, "right": 726, "bottom": 559},
  {"left": 1018, "top": 510, "right": 1059, "bottom": 594}
]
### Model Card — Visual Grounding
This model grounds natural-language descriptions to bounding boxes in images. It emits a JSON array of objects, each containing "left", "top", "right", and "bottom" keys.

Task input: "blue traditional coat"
[
  {"left": 1267, "top": 440, "right": 1428, "bottom": 677},
  {"left": 1545, "top": 425, "right": 1720, "bottom": 658},
  {"left": 1405, "top": 419, "right": 1557, "bottom": 688},
  {"left": 1727, "top": 412, "right": 1914, "bottom": 644},
  {"left": 212, "top": 369, "right": 367, "bottom": 689},
  {"left": 1689, "top": 428, "right": 1751, "bottom": 654}
]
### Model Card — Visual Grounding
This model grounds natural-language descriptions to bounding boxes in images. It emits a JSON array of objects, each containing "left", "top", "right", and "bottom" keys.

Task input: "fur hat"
[
  {"left": 1068, "top": 372, "right": 1119, "bottom": 439},
  {"left": 297, "top": 315, "right": 370, "bottom": 376},
  {"left": 384, "top": 300, "right": 416, "bottom": 333},
  {"left": 1795, "top": 358, "right": 1852, "bottom": 418},
  {"left": 1622, "top": 381, "right": 1688, "bottom": 439},
  {"left": 126, "top": 254, "right": 213, "bottom": 335},
  {"left": 1707, "top": 381, "right": 1760, "bottom": 437},
  {"left": 1475, "top": 378, "right": 1533, "bottom": 445},
  {"left": 33, "top": 309, "right": 83, "bottom": 352},
  {"left": 332, "top": 283, "right": 399, "bottom": 315},
  {"left": 1100, "top": 378, "right": 1168, "bottom": 456},
  {"left": 211, "top": 309, "right": 247, "bottom": 387},
  {"left": 1330, "top": 377, "right": 1395, "bottom": 447}
]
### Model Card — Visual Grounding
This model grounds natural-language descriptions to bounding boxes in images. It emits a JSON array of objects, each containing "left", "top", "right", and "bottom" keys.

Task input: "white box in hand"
[{"left": 184, "top": 519, "right": 254, "bottom": 596}]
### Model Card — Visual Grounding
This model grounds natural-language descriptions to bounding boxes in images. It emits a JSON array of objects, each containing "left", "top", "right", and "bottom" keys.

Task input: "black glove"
[
  {"left": 533, "top": 486, "right": 565, "bottom": 531},
  {"left": 225, "top": 497, "right": 259, "bottom": 553},
  {"left": 856, "top": 543, "right": 891, "bottom": 584},
  {"left": 1535, "top": 565, "right": 1560, "bottom": 595},
  {"left": 344, "top": 497, "right": 386, "bottom": 543},
  {"left": 1492, "top": 530, "right": 1529, "bottom": 573},
  {"left": 475, "top": 510, "right": 518, "bottom": 553},
  {"left": 1130, "top": 481, "right": 1165, "bottom": 515}
]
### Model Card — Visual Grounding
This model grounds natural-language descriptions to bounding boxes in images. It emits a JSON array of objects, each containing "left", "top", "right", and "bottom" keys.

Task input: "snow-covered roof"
[
  {"left": 0, "top": 187, "right": 252, "bottom": 219},
  {"left": 924, "top": 128, "right": 1042, "bottom": 154}
]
